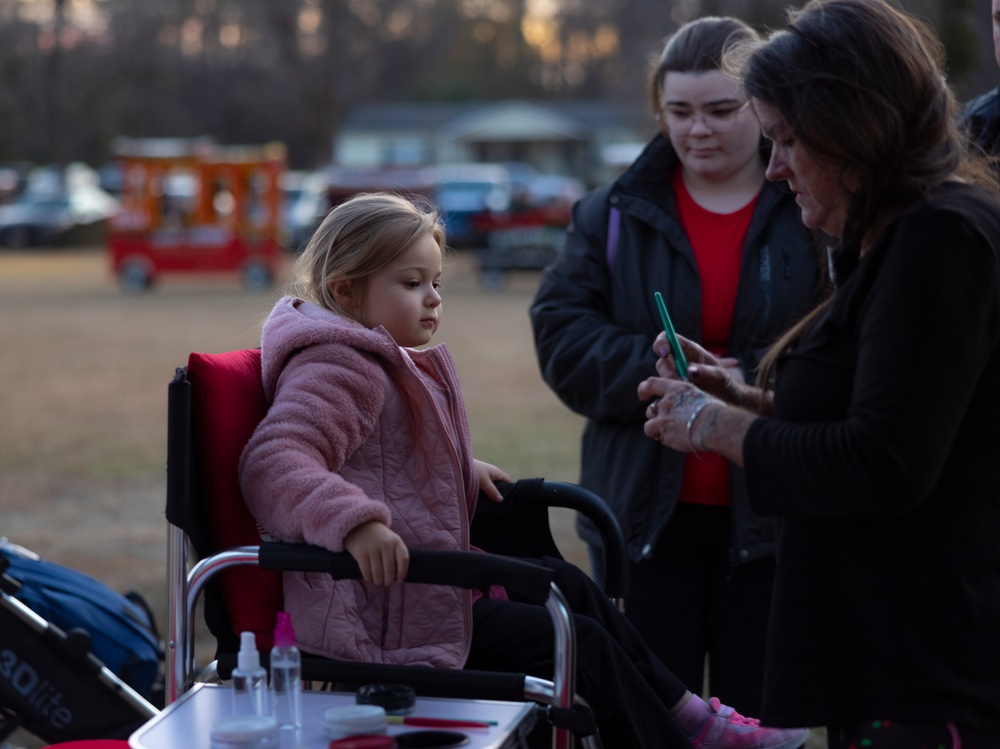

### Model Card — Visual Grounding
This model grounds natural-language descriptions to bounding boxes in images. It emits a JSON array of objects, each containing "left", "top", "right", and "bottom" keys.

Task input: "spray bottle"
[
  {"left": 270, "top": 611, "right": 303, "bottom": 742},
  {"left": 232, "top": 631, "right": 268, "bottom": 717}
]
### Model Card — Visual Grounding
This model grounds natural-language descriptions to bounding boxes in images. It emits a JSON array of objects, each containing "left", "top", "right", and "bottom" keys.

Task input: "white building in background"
[{"left": 332, "top": 99, "right": 649, "bottom": 187}]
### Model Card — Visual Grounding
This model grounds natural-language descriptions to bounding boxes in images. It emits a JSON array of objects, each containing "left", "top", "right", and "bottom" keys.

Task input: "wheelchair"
[{"left": 165, "top": 348, "right": 629, "bottom": 748}]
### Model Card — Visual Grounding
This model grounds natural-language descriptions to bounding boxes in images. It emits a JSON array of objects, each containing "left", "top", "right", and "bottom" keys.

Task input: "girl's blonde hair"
[{"left": 287, "top": 191, "right": 445, "bottom": 318}]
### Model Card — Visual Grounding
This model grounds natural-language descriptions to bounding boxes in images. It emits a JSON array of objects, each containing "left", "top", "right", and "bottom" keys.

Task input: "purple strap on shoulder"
[{"left": 606, "top": 206, "right": 621, "bottom": 273}]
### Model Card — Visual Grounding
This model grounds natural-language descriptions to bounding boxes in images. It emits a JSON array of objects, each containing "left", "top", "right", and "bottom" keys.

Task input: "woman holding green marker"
[{"left": 641, "top": 0, "right": 1000, "bottom": 745}]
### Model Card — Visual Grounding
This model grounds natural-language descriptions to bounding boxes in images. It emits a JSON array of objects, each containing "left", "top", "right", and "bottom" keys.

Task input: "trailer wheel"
[
  {"left": 242, "top": 262, "right": 273, "bottom": 291},
  {"left": 120, "top": 260, "right": 153, "bottom": 293}
]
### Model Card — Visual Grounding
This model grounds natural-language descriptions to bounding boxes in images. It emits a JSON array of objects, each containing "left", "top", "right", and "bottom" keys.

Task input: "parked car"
[
  {"left": 280, "top": 170, "right": 330, "bottom": 251},
  {"left": 432, "top": 163, "right": 513, "bottom": 247},
  {"left": 0, "top": 164, "right": 119, "bottom": 248},
  {"left": 521, "top": 174, "right": 585, "bottom": 208},
  {"left": 468, "top": 172, "right": 584, "bottom": 289},
  {"left": 0, "top": 188, "right": 117, "bottom": 248}
]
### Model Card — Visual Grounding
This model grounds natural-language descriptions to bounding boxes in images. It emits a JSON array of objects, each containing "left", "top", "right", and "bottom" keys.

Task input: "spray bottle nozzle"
[
  {"left": 237, "top": 630, "right": 261, "bottom": 672},
  {"left": 274, "top": 611, "right": 296, "bottom": 649}
]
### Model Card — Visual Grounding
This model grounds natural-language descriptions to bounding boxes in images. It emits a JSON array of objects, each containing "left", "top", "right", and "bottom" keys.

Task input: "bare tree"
[{"left": 0, "top": 0, "right": 989, "bottom": 168}]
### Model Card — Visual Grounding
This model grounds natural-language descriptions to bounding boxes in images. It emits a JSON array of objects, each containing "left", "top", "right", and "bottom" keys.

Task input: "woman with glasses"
[{"left": 530, "top": 16, "right": 821, "bottom": 716}]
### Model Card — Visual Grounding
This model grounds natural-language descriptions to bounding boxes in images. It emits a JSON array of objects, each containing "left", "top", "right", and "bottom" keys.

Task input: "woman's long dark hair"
[{"left": 731, "top": 0, "right": 997, "bottom": 388}]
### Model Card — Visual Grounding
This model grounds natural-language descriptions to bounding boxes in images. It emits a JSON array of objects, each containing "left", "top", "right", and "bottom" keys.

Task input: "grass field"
[{"left": 0, "top": 245, "right": 588, "bottom": 638}]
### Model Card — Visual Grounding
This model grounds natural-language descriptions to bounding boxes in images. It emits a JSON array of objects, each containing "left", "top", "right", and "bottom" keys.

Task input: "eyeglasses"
[{"left": 655, "top": 100, "right": 751, "bottom": 134}]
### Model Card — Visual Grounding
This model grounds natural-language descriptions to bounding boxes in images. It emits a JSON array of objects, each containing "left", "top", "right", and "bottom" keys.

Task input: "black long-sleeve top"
[{"left": 744, "top": 181, "right": 1000, "bottom": 732}]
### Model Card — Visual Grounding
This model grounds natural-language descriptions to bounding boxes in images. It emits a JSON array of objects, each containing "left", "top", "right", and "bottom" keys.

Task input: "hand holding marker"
[{"left": 654, "top": 291, "right": 688, "bottom": 380}]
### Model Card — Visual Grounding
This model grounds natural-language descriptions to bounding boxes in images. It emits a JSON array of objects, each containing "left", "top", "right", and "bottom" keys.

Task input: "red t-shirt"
[{"left": 672, "top": 168, "right": 758, "bottom": 506}]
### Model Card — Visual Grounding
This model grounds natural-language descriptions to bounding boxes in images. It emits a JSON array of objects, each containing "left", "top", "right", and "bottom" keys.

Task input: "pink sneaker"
[{"left": 688, "top": 697, "right": 809, "bottom": 749}]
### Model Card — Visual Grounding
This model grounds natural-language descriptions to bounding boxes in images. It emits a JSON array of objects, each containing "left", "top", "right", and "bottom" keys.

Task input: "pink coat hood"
[{"left": 238, "top": 296, "right": 479, "bottom": 667}]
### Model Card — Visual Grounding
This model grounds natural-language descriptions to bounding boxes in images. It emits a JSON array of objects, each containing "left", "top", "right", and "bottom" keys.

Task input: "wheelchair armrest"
[{"left": 258, "top": 543, "right": 555, "bottom": 604}]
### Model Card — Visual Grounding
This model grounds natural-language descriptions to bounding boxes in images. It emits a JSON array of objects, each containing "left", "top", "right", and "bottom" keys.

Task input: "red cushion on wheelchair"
[{"left": 187, "top": 348, "right": 282, "bottom": 651}]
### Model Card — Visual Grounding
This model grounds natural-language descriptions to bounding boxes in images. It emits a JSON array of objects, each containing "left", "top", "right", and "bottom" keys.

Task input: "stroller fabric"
[{"left": 0, "top": 542, "right": 163, "bottom": 701}]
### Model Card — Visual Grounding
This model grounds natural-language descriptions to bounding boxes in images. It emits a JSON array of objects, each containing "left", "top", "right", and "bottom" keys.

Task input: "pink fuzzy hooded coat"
[{"left": 238, "top": 296, "right": 479, "bottom": 668}]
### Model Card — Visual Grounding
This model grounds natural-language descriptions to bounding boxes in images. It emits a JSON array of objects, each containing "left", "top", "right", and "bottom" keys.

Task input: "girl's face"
[
  {"left": 659, "top": 69, "right": 762, "bottom": 183},
  {"left": 754, "top": 99, "right": 852, "bottom": 238},
  {"left": 359, "top": 233, "right": 443, "bottom": 347}
]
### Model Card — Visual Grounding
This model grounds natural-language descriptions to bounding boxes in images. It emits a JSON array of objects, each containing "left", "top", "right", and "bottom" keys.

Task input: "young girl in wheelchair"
[{"left": 238, "top": 191, "right": 807, "bottom": 749}]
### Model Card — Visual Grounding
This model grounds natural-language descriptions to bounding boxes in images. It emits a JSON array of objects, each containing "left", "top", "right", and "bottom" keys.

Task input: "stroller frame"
[{"left": 0, "top": 567, "right": 158, "bottom": 744}]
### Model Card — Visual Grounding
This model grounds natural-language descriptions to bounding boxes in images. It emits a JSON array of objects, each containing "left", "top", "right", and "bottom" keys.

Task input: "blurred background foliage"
[{"left": 0, "top": 0, "right": 993, "bottom": 170}]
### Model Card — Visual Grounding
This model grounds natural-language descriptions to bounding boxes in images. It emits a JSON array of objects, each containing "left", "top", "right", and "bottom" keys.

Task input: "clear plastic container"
[
  {"left": 323, "top": 704, "right": 389, "bottom": 740},
  {"left": 210, "top": 714, "right": 280, "bottom": 749}
]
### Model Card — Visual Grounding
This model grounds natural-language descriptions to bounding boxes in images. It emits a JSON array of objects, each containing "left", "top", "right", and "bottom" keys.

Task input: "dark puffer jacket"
[
  {"left": 530, "top": 134, "right": 822, "bottom": 564},
  {"left": 963, "top": 85, "right": 1000, "bottom": 159}
]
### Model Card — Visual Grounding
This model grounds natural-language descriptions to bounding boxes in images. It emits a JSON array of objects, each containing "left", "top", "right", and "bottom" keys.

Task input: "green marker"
[{"left": 654, "top": 291, "right": 689, "bottom": 380}]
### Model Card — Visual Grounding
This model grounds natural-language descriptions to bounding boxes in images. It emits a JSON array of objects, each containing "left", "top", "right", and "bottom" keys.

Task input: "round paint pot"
[
  {"left": 323, "top": 704, "right": 389, "bottom": 740},
  {"left": 356, "top": 683, "right": 417, "bottom": 715}
]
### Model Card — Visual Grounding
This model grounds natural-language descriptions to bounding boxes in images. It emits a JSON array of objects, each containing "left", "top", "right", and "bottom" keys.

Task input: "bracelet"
[{"left": 685, "top": 399, "right": 713, "bottom": 455}]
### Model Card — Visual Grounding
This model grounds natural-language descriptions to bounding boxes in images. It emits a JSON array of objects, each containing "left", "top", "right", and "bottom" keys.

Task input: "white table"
[{"left": 130, "top": 683, "right": 537, "bottom": 749}]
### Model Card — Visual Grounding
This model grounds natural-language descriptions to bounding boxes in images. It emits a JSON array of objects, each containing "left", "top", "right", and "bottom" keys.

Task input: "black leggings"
[
  {"left": 465, "top": 556, "right": 693, "bottom": 749},
  {"left": 590, "top": 502, "right": 775, "bottom": 714}
]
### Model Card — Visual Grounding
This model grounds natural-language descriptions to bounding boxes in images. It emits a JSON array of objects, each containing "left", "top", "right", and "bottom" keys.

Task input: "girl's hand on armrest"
[
  {"left": 344, "top": 520, "right": 410, "bottom": 586},
  {"left": 475, "top": 459, "right": 512, "bottom": 503}
]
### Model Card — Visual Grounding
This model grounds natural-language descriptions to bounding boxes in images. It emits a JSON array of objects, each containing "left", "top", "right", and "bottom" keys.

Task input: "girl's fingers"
[{"left": 395, "top": 545, "right": 409, "bottom": 583}]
